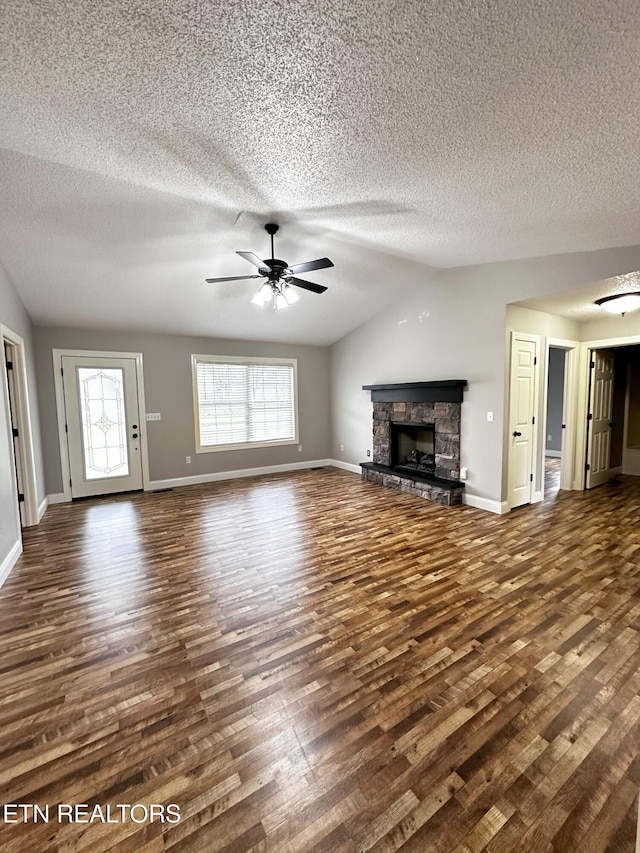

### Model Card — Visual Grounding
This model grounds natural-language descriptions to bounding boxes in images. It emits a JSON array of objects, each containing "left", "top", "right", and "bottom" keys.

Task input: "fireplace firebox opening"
[{"left": 391, "top": 422, "right": 435, "bottom": 475}]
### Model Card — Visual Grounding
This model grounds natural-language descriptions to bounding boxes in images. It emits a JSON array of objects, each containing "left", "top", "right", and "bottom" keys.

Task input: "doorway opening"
[
  {"left": 585, "top": 344, "right": 640, "bottom": 489},
  {"left": 545, "top": 347, "right": 565, "bottom": 497},
  {"left": 539, "top": 338, "right": 579, "bottom": 502}
]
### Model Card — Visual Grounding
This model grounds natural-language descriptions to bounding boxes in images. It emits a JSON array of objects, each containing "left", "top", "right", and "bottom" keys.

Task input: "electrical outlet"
[
  {"left": 298, "top": 445, "right": 302, "bottom": 452},
  {"left": 548, "top": 434, "right": 552, "bottom": 441},
  {"left": 186, "top": 456, "right": 191, "bottom": 464},
  {"left": 460, "top": 466, "right": 468, "bottom": 480},
  {"left": 340, "top": 444, "right": 344, "bottom": 451},
  {"left": 487, "top": 412, "right": 494, "bottom": 422},
  {"left": 367, "top": 449, "right": 371, "bottom": 457}
]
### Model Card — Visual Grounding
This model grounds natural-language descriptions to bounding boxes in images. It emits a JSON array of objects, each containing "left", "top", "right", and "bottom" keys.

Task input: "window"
[{"left": 192, "top": 355, "right": 298, "bottom": 452}]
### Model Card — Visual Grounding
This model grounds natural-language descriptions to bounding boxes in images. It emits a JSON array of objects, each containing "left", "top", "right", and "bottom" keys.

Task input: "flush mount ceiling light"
[
  {"left": 594, "top": 292, "right": 640, "bottom": 316},
  {"left": 206, "top": 223, "right": 334, "bottom": 309}
]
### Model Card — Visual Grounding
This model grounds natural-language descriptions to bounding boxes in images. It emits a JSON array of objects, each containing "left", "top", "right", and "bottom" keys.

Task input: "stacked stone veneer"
[
  {"left": 362, "top": 466, "right": 462, "bottom": 506},
  {"left": 373, "top": 400, "right": 461, "bottom": 479},
  {"left": 363, "top": 399, "right": 463, "bottom": 506}
]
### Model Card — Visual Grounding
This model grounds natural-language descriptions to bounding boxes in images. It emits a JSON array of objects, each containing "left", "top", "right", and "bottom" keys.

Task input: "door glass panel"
[{"left": 77, "top": 367, "right": 130, "bottom": 480}]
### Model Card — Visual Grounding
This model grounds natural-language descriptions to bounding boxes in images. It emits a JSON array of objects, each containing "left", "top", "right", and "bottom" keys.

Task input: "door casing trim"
[
  {"left": 575, "top": 333, "right": 640, "bottom": 492},
  {"left": 1, "top": 325, "right": 39, "bottom": 527},
  {"left": 541, "top": 338, "right": 580, "bottom": 495},
  {"left": 53, "top": 349, "right": 150, "bottom": 501}
]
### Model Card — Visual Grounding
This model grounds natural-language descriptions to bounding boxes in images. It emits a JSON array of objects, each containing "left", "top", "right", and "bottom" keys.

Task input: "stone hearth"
[{"left": 360, "top": 381, "right": 466, "bottom": 506}]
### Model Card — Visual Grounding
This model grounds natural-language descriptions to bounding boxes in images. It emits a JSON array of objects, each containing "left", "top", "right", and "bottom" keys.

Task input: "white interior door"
[
  {"left": 4, "top": 342, "right": 26, "bottom": 525},
  {"left": 62, "top": 356, "right": 143, "bottom": 498},
  {"left": 586, "top": 349, "right": 615, "bottom": 489},
  {"left": 508, "top": 334, "right": 538, "bottom": 509}
]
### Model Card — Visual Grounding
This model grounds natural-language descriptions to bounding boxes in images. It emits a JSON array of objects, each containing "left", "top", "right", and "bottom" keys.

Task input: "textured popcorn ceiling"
[
  {"left": 1, "top": 0, "right": 639, "bottom": 344},
  {"left": 517, "top": 271, "right": 640, "bottom": 321}
]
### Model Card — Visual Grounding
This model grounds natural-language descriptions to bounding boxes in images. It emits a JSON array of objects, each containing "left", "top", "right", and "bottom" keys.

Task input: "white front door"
[
  {"left": 586, "top": 349, "right": 615, "bottom": 489},
  {"left": 508, "top": 334, "right": 538, "bottom": 509},
  {"left": 61, "top": 356, "right": 143, "bottom": 498}
]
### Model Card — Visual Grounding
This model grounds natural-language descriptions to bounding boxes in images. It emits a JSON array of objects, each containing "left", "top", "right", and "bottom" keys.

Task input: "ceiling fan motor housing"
[{"left": 263, "top": 259, "right": 291, "bottom": 279}]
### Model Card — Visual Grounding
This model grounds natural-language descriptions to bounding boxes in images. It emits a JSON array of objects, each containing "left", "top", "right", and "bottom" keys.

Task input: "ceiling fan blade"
[
  {"left": 288, "top": 257, "right": 334, "bottom": 275},
  {"left": 205, "top": 274, "right": 262, "bottom": 283},
  {"left": 288, "top": 276, "right": 328, "bottom": 294},
  {"left": 236, "top": 251, "right": 270, "bottom": 270}
]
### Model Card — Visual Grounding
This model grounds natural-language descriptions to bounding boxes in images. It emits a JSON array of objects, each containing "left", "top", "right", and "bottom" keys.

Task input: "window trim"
[{"left": 191, "top": 354, "right": 299, "bottom": 454}]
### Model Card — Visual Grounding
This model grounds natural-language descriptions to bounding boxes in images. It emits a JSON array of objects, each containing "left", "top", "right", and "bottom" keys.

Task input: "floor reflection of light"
[
  {"left": 80, "top": 501, "right": 148, "bottom": 612},
  {"left": 199, "top": 481, "right": 307, "bottom": 586}
]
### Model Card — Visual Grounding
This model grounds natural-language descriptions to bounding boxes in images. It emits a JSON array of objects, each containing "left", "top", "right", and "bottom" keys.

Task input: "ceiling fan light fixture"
[
  {"left": 207, "top": 222, "right": 334, "bottom": 309},
  {"left": 595, "top": 292, "right": 640, "bottom": 315}
]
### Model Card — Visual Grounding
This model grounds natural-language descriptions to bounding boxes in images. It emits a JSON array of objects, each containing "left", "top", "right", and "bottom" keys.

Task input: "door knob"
[{"left": 513, "top": 430, "right": 522, "bottom": 437}]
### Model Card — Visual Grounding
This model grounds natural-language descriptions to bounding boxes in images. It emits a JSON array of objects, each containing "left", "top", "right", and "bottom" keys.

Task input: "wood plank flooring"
[{"left": 1, "top": 467, "right": 639, "bottom": 852}]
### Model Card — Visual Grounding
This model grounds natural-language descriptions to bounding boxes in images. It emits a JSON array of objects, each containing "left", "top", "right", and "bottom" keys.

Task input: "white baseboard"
[
  {"left": 623, "top": 448, "right": 640, "bottom": 476},
  {"left": 48, "top": 462, "right": 358, "bottom": 502},
  {"left": 329, "top": 459, "right": 362, "bottom": 475},
  {"left": 545, "top": 450, "right": 562, "bottom": 458},
  {"left": 38, "top": 495, "right": 49, "bottom": 520},
  {"left": 463, "top": 493, "right": 509, "bottom": 514},
  {"left": 148, "top": 459, "right": 336, "bottom": 491},
  {"left": 0, "top": 538, "right": 22, "bottom": 590}
]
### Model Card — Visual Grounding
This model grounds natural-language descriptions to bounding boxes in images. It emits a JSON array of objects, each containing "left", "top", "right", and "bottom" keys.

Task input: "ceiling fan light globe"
[
  {"left": 259, "top": 282, "right": 273, "bottom": 301},
  {"left": 251, "top": 290, "right": 267, "bottom": 306},
  {"left": 284, "top": 285, "right": 299, "bottom": 305},
  {"left": 275, "top": 292, "right": 289, "bottom": 310}
]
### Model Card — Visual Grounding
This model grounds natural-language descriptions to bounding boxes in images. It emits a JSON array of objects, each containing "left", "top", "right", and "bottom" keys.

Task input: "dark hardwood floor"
[
  {"left": 544, "top": 456, "right": 561, "bottom": 496},
  {"left": 1, "top": 467, "right": 639, "bottom": 853}
]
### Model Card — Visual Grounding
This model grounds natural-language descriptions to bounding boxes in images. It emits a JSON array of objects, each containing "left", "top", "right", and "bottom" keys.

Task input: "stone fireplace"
[{"left": 360, "top": 380, "right": 467, "bottom": 506}]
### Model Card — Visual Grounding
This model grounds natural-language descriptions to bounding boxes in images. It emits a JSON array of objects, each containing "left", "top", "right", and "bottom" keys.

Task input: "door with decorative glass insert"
[{"left": 61, "top": 356, "right": 143, "bottom": 498}]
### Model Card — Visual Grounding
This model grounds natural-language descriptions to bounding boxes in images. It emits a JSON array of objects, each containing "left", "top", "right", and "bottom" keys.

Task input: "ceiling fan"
[{"left": 206, "top": 223, "right": 334, "bottom": 309}]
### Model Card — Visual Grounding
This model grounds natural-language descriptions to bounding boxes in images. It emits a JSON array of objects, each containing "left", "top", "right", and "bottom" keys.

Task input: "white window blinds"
[{"left": 193, "top": 356, "right": 297, "bottom": 451}]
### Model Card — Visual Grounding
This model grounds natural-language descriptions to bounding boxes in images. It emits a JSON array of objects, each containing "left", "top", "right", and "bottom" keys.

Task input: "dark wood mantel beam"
[{"left": 362, "top": 380, "right": 468, "bottom": 403}]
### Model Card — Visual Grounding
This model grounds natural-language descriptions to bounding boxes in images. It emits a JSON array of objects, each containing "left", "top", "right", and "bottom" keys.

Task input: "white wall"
[
  {"left": 331, "top": 244, "right": 640, "bottom": 508},
  {"left": 580, "top": 309, "right": 640, "bottom": 343}
]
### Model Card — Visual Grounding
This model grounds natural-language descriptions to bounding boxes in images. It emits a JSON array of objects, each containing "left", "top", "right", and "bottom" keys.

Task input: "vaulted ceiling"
[{"left": 1, "top": 0, "right": 639, "bottom": 345}]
